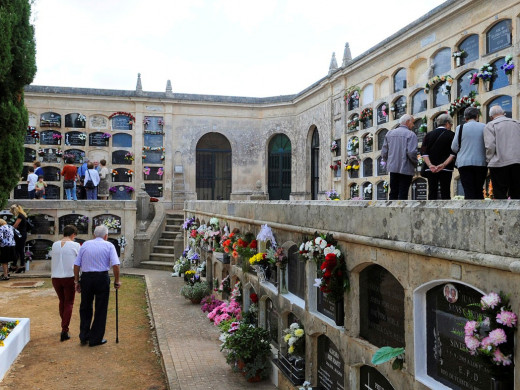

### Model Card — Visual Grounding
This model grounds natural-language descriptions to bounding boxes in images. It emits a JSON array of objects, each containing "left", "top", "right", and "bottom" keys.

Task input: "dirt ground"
[{"left": 0, "top": 275, "right": 167, "bottom": 390}]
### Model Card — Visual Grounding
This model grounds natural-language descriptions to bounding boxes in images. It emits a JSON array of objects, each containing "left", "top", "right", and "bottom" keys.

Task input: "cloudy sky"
[{"left": 31, "top": 0, "right": 446, "bottom": 97}]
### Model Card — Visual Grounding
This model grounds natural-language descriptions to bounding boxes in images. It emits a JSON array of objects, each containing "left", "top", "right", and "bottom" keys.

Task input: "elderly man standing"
[
  {"left": 74, "top": 225, "right": 121, "bottom": 347},
  {"left": 381, "top": 114, "right": 418, "bottom": 200},
  {"left": 484, "top": 105, "right": 520, "bottom": 199}
]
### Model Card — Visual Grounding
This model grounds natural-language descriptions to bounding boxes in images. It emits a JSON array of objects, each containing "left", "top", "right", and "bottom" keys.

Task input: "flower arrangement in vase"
[
  {"left": 501, "top": 55, "right": 515, "bottom": 83},
  {"left": 470, "top": 64, "right": 496, "bottom": 91},
  {"left": 283, "top": 322, "right": 305, "bottom": 356},
  {"left": 330, "top": 140, "right": 338, "bottom": 153},
  {"left": 325, "top": 189, "right": 340, "bottom": 200},
  {"left": 124, "top": 152, "right": 134, "bottom": 161}
]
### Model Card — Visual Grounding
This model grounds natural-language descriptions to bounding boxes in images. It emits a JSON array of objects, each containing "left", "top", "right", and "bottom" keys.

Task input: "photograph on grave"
[
  {"left": 39, "top": 130, "right": 62, "bottom": 145},
  {"left": 40, "top": 112, "right": 61, "bottom": 128},
  {"left": 359, "top": 265, "right": 405, "bottom": 348},
  {"left": 64, "top": 131, "right": 86, "bottom": 146},
  {"left": 64, "top": 113, "right": 86, "bottom": 128},
  {"left": 64, "top": 149, "right": 86, "bottom": 164},
  {"left": 59, "top": 214, "right": 89, "bottom": 235},
  {"left": 26, "top": 239, "right": 53, "bottom": 260},
  {"left": 317, "top": 335, "right": 345, "bottom": 390},
  {"left": 28, "top": 214, "right": 55, "bottom": 235},
  {"left": 92, "top": 214, "right": 121, "bottom": 234},
  {"left": 359, "top": 366, "right": 395, "bottom": 390},
  {"left": 425, "top": 283, "right": 501, "bottom": 390}
]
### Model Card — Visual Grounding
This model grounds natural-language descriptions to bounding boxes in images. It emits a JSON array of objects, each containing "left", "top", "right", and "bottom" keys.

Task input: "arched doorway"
[
  {"left": 196, "top": 133, "right": 231, "bottom": 200},
  {"left": 311, "top": 128, "right": 320, "bottom": 200},
  {"left": 268, "top": 134, "right": 291, "bottom": 200}
]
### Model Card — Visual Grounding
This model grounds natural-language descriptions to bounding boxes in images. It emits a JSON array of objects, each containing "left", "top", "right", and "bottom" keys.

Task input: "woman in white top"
[
  {"left": 84, "top": 162, "right": 101, "bottom": 201},
  {"left": 51, "top": 225, "right": 80, "bottom": 341}
]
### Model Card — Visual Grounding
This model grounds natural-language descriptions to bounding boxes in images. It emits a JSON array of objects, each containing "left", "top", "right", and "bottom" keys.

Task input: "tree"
[{"left": 0, "top": 0, "right": 37, "bottom": 208}]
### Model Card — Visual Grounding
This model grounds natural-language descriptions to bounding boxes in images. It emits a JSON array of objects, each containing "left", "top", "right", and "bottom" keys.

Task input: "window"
[
  {"left": 411, "top": 89, "right": 427, "bottom": 114},
  {"left": 486, "top": 20, "right": 512, "bottom": 54},
  {"left": 393, "top": 68, "right": 407, "bottom": 93},
  {"left": 362, "top": 84, "right": 374, "bottom": 105},
  {"left": 458, "top": 34, "right": 479, "bottom": 65},
  {"left": 457, "top": 70, "right": 478, "bottom": 98},
  {"left": 432, "top": 48, "right": 451, "bottom": 75}
]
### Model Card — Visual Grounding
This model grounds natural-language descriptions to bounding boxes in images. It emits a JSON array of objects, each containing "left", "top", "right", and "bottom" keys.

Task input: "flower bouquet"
[
  {"left": 425, "top": 75, "right": 454, "bottom": 94},
  {"left": 501, "top": 55, "right": 515, "bottom": 83},
  {"left": 124, "top": 152, "right": 134, "bottom": 161},
  {"left": 360, "top": 107, "right": 373, "bottom": 122},
  {"left": 344, "top": 86, "right": 360, "bottom": 106},
  {"left": 330, "top": 140, "right": 338, "bottom": 152},
  {"left": 448, "top": 91, "right": 481, "bottom": 117},
  {"left": 325, "top": 189, "right": 340, "bottom": 200},
  {"left": 470, "top": 64, "right": 496, "bottom": 88},
  {"left": 348, "top": 118, "right": 359, "bottom": 131},
  {"left": 283, "top": 322, "right": 305, "bottom": 356}
]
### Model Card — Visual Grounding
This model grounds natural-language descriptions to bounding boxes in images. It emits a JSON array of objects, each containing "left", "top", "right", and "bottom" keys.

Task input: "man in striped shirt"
[{"left": 74, "top": 225, "right": 121, "bottom": 347}]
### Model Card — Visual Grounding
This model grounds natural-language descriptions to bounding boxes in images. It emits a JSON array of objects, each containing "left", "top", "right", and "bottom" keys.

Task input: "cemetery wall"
[{"left": 186, "top": 199, "right": 520, "bottom": 389}]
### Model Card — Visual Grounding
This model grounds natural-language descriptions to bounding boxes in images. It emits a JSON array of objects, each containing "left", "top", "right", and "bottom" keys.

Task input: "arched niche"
[
  {"left": 486, "top": 95, "right": 512, "bottom": 121},
  {"left": 40, "top": 130, "right": 62, "bottom": 145},
  {"left": 377, "top": 77, "right": 390, "bottom": 98},
  {"left": 362, "top": 181, "right": 372, "bottom": 200},
  {"left": 40, "top": 112, "right": 61, "bottom": 128},
  {"left": 362, "top": 133, "right": 373, "bottom": 153},
  {"left": 110, "top": 185, "right": 134, "bottom": 200},
  {"left": 268, "top": 133, "right": 292, "bottom": 200},
  {"left": 409, "top": 58, "right": 427, "bottom": 86},
  {"left": 26, "top": 239, "right": 54, "bottom": 260},
  {"left": 92, "top": 214, "right": 121, "bottom": 234},
  {"left": 376, "top": 180, "right": 388, "bottom": 200},
  {"left": 27, "top": 214, "right": 55, "bottom": 235},
  {"left": 59, "top": 214, "right": 89, "bottom": 235},
  {"left": 64, "top": 113, "right": 86, "bottom": 128},
  {"left": 360, "top": 264, "right": 405, "bottom": 348},
  {"left": 41, "top": 166, "right": 61, "bottom": 182},
  {"left": 393, "top": 68, "right": 407, "bottom": 93},
  {"left": 362, "top": 84, "right": 374, "bottom": 105},
  {"left": 486, "top": 19, "right": 512, "bottom": 54},
  {"left": 107, "top": 238, "right": 121, "bottom": 257},
  {"left": 433, "top": 82, "right": 450, "bottom": 108},
  {"left": 411, "top": 178, "right": 428, "bottom": 200},
  {"left": 376, "top": 102, "right": 389, "bottom": 125},
  {"left": 457, "top": 34, "right": 479, "bottom": 65},
  {"left": 363, "top": 158, "right": 373, "bottom": 178},
  {"left": 111, "top": 114, "right": 133, "bottom": 130},
  {"left": 264, "top": 297, "right": 279, "bottom": 346},
  {"left": 64, "top": 131, "right": 86, "bottom": 146},
  {"left": 64, "top": 149, "right": 85, "bottom": 164},
  {"left": 89, "top": 131, "right": 110, "bottom": 147},
  {"left": 317, "top": 335, "right": 345, "bottom": 389},
  {"left": 490, "top": 57, "right": 509, "bottom": 91},
  {"left": 38, "top": 147, "right": 62, "bottom": 164},
  {"left": 349, "top": 183, "right": 359, "bottom": 199},
  {"left": 285, "top": 242, "right": 304, "bottom": 300},
  {"left": 376, "top": 129, "right": 388, "bottom": 151},
  {"left": 376, "top": 157, "right": 387, "bottom": 176},
  {"left": 360, "top": 366, "right": 396, "bottom": 390},
  {"left": 411, "top": 89, "right": 427, "bottom": 114},
  {"left": 44, "top": 184, "right": 61, "bottom": 200},
  {"left": 457, "top": 69, "right": 478, "bottom": 98},
  {"left": 392, "top": 96, "right": 406, "bottom": 120},
  {"left": 24, "top": 147, "right": 36, "bottom": 163},
  {"left": 112, "top": 150, "right": 132, "bottom": 165},
  {"left": 432, "top": 47, "right": 451, "bottom": 75},
  {"left": 347, "top": 114, "right": 360, "bottom": 132},
  {"left": 113, "top": 133, "right": 133, "bottom": 148}
]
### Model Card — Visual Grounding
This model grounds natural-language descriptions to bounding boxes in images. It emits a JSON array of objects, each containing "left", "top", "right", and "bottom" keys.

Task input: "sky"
[{"left": 31, "top": 0, "right": 446, "bottom": 97}]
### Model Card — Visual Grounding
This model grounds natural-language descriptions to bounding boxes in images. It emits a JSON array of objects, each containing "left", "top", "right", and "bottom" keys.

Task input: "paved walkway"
[{"left": 122, "top": 268, "right": 277, "bottom": 390}]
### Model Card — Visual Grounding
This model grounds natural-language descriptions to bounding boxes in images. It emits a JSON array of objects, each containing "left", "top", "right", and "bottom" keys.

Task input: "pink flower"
[
  {"left": 464, "top": 335, "right": 480, "bottom": 354},
  {"left": 493, "top": 348, "right": 512, "bottom": 366},
  {"left": 480, "top": 292, "right": 501, "bottom": 310},
  {"left": 496, "top": 310, "right": 517, "bottom": 328},
  {"left": 487, "top": 328, "right": 507, "bottom": 346},
  {"left": 464, "top": 320, "right": 478, "bottom": 336}
]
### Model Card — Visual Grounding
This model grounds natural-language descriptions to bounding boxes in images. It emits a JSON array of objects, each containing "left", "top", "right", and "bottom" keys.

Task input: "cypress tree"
[{"left": 0, "top": 0, "right": 37, "bottom": 208}]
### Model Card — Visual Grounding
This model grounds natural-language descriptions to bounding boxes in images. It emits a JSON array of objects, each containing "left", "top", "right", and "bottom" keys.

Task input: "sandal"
[{"left": 1, "top": 276, "right": 10, "bottom": 281}]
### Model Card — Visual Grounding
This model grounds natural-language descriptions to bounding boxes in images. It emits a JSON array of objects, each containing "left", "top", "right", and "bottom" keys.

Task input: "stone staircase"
[{"left": 140, "top": 212, "right": 184, "bottom": 271}]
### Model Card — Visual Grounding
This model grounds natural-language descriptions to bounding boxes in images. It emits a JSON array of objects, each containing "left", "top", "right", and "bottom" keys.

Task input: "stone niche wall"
[{"left": 185, "top": 199, "right": 520, "bottom": 390}]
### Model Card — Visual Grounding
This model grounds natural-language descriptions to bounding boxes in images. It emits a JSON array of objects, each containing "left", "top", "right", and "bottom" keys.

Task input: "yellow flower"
[
  {"left": 346, "top": 165, "right": 352, "bottom": 170},
  {"left": 288, "top": 345, "right": 295, "bottom": 354},
  {"left": 284, "top": 334, "right": 291, "bottom": 342},
  {"left": 353, "top": 165, "right": 359, "bottom": 170},
  {"left": 249, "top": 253, "right": 265, "bottom": 265},
  {"left": 0, "top": 341, "right": 3, "bottom": 347},
  {"left": 15, "top": 320, "right": 19, "bottom": 325},
  {"left": 294, "top": 329, "right": 304, "bottom": 337},
  {"left": 1, "top": 328, "right": 6, "bottom": 333}
]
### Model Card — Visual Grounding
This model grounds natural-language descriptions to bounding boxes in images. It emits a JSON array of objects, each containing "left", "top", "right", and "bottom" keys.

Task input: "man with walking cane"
[{"left": 74, "top": 225, "right": 121, "bottom": 347}]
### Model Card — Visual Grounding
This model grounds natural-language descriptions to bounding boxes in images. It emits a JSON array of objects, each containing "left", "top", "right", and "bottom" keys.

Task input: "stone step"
[
  {"left": 165, "top": 225, "right": 181, "bottom": 232},
  {"left": 161, "top": 231, "right": 179, "bottom": 239},
  {"left": 139, "top": 261, "right": 174, "bottom": 272},
  {"left": 150, "top": 253, "right": 176, "bottom": 261},
  {"left": 158, "top": 239, "right": 175, "bottom": 246},
  {"left": 153, "top": 246, "right": 175, "bottom": 254}
]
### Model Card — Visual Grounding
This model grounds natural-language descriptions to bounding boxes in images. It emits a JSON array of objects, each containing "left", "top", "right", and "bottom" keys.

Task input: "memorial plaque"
[
  {"left": 459, "top": 34, "right": 479, "bottom": 64},
  {"left": 25, "top": 128, "right": 37, "bottom": 144},
  {"left": 377, "top": 157, "right": 387, "bottom": 176},
  {"left": 394, "top": 97, "right": 406, "bottom": 120},
  {"left": 487, "top": 20, "right": 512, "bottom": 53},
  {"left": 145, "top": 184, "right": 163, "bottom": 198},
  {"left": 65, "top": 131, "right": 86, "bottom": 146},
  {"left": 24, "top": 148, "right": 36, "bottom": 163},
  {"left": 426, "top": 283, "right": 506, "bottom": 390},
  {"left": 412, "top": 179, "right": 427, "bottom": 200},
  {"left": 112, "top": 133, "right": 132, "bottom": 148},
  {"left": 64, "top": 149, "right": 86, "bottom": 164},
  {"left": 377, "top": 129, "right": 388, "bottom": 151},
  {"left": 92, "top": 214, "right": 121, "bottom": 234},
  {"left": 360, "top": 265, "right": 405, "bottom": 348},
  {"left": 490, "top": 58, "right": 508, "bottom": 91},
  {"left": 142, "top": 150, "right": 163, "bottom": 164},
  {"left": 317, "top": 335, "right": 344, "bottom": 390},
  {"left": 26, "top": 239, "right": 53, "bottom": 260},
  {"left": 144, "top": 134, "right": 163, "bottom": 148},
  {"left": 110, "top": 185, "right": 133, "bottom": 200},
  {"left": 377, "top": 104, "right": 389, "bottom": 125},
  {"left": 45, "top": 184, "right": 61, "bottom": 200},
  {"left": 112, "top": 168, "right": 133, "bottom": 183},
  {"left": 64, "top": 113, "right": 86, "bottom": 128},
  {"left": 144, "top": 116, "right": 163, "bottom": 131},
  {"left": 488, "top": 96, "right": 512, "bottom": 120},
  {"left": 41, "top": 166, "right": 61, "bottom": 182},
  {"left": 363, "top": 184, "right": 373, "bottom": 200},
  {"left": 433, "top": 83, "right": 449, "bottom": 108},
  {"left": 359, "top": 366, "right": 395, "bottom": 390},
  {"left": 287, "top": 246, "right": 305, "bottom": 299},
  {"left": 317, "top": 290, "right": 338, "bottom": 322},
  {"left": 107, "top": 238, "right": 121, "bottom": 257},
  {"left": 111, "top": 115, "right": 132, "bottom": 130},
  {"left": 40, "top": 112, "right": 61, "bottom": 128},
  {"left": 59, "top": 214, "right": 89, "bottom": 235},
  {"left": 28, "top": 214, "right": 55, "bottom": 235},
  {"left": 394, "top": 69, "right": 406, "bottom": 93},
  {"left": 39, "top": 148, "right": 62, "bottom": 164},
  {"left": 376, "top": 182, "right": 388, "bottom": 200},
  {"left": 112, "top": 150, "right": 131, "bottom": 165},
  {"left": 143, "top": 167, "right": 164, "bottom": 181},
  {"left": 363, "top": 159, "right": 373, "bottom": 177},
  {"left": 433, "top": 48, "right": 451, "bottom": 75},
  {"left": 40, "top": 130, "right": 62, "bottom": 145},
  {"left": 89, "top": 132, "right": 109, "bottom": 147},
  {"left": 13, "top": 184, "right": 29, "bottom": 199}
]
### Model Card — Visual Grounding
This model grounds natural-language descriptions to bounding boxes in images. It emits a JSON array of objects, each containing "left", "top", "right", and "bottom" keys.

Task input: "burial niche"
[
  {"left": 359, "top": 366, "right": 395, "bottom": 390},
  {"left": 59, "top": 214, "right": 89, "bottom": 235},
  {"left": 92, "top": 214, "right": 121, "bottom": 234},
  {"left": 28, "top": 214, "right": 55, "bottom": 235},
  {"left": 26, "top": 239, "right": 53, "bottom": 260},
  {"left": 317, "top": 335, "right": 344, "bottom": 390}
]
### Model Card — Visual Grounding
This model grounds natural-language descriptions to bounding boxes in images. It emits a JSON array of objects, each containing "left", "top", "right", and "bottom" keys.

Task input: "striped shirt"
[{"left": 74, "top": 237, "right": 120, "bottom": 272}]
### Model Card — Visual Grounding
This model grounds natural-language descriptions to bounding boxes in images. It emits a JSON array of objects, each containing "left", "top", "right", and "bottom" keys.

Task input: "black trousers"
[
  {"left": 489, "top": 164, "right": 520, "bottom": 199},
  {"left": 458, "top": 166, "right": 487, "bottom": 200},
  {"left": 389, "top": 173, "right": 412, "bottom": 200},
  {"left": 427, "top": 170, "right": 453, "bottom": 200},
  {"left": 79, "top": 271, "right": 110, "bottom": 343},
  {"left": 14, "top": 234, "right": 26, "bottom": 267}
]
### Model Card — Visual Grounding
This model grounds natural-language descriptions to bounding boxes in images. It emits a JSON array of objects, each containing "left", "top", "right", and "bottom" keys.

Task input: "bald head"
[{"left": 489, "top": 105, "right": 505, "bottom": 119}]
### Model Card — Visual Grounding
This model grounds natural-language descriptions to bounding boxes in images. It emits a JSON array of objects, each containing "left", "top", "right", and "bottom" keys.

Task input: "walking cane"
[{"left": 115, "top": 286, "right": 119, "bottom": 343}]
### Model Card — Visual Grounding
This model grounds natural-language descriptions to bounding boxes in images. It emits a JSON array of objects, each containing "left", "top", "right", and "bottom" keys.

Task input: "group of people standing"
[
  {"left": 29, "top": 158, "right": 110, "bottom": 201},
  {"left": 0, "top": 205, "right": 29, "bottom": 280},
  {"left": 381, "top": 105, "right": 520, "bottom": 200}
]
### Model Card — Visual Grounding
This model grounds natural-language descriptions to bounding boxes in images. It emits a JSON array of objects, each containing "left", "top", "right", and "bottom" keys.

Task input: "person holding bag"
[
  {"left": 451, "top": 107, "right": 487, "bottom": 199},
  {"left": 84, "top": 162, "right": 100, "bottom": 200},
  {"left": 61, "top": 157, "right": 78, "bottom": 201}
]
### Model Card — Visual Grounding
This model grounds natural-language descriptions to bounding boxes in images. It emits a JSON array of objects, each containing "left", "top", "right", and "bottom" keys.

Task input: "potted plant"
[
  {"left": 221, "top": 322, "right": 272, "bottom": 381},
  {"left": 180, "top": 280, "right": 210, "bottom": 304}
]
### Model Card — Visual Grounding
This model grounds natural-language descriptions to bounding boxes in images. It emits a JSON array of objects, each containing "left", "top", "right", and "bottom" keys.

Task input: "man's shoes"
[
  {"left": 89, "top": 339, "right": 107, "bottom": 347},
  {"left": 80, "top": 339, "right": 88, "bottom": 346},
  {"left": 60, "top": 332, "right": 70, "bottom": 342}
]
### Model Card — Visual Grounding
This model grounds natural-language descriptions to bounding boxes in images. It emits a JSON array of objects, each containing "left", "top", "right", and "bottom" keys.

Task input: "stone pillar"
[
  {"left": 136, "top": 183, "right": 150, "bottom": 222},
  {"left": 174, "top": 233, "right": 184, "bottom": 263}
]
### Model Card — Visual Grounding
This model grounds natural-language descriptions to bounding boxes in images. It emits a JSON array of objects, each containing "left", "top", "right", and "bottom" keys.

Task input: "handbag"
[
  {"left": 85, "top": 170, "right": 95, "bottom": 189},
  {"left": 63, "top": 179, "right": 75, "bottom": 189}
]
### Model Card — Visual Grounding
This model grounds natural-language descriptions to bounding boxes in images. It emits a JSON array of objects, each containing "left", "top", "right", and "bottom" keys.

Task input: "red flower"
[
  {"left": 229, "top": 233, "right": 235, "bottom": 238},
  {"left": 250, "top": 293, "right": 258, "bottom": 303},
  {"left": 224, "top": 247, "right": 230, "bottom": 253},
  {"left": 190, "top": 230, "right": 197, "bottom": 238},
  {"left": 249, "top": 240, "right": 257, "bottom": 249}
]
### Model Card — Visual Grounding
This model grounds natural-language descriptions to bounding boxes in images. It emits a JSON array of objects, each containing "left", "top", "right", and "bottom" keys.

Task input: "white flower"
[
  {"left": 290, "top": 322, "right": 299, "bottom": 330},
  {"left": 299, "top": 243, "right": 305, "bottom": 251},
  {"left": 288, "top": 336, "right": 297, "bottom": 346},
  {"left": 313, "top": 278, "right": 322, "bottom": 287}
]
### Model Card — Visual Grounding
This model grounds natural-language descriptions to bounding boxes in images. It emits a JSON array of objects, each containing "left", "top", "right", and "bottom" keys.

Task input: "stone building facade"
[{"left": 21, "top": 0, "right": 520, "bottom": 205}]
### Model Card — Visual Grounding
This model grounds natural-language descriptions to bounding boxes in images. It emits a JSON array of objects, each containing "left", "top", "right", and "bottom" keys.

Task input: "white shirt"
[
  {"left": 84, "top": 169, "right": 100, "bottom": 187},
  {"left": 51, "top": 240, "right": 81, "bottom": 278},
  {"left": 27, "top": 173, "right": 38, "bottom": 191}
]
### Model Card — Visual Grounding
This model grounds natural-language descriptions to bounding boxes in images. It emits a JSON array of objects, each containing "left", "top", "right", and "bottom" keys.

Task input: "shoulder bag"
[{"left": 85, "top": 170, "right": 96, "bottom": 189}]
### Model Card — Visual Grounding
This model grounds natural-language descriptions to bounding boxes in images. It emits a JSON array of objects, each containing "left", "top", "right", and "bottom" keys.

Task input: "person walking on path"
[
  {"left": 451, "top": 107, "right": 487, "bottom": 199},
  {"left": 10, "top": 204, "right": 28, "bottom": 273},
  {"left": 421, "top": 113, "right": 456, "bottom": 200},
  {"left": 61, "top": 157, "right": 78, "bottom": 200},
  {"left": 51, "top": 225, "right": 80, "bottom": 342},
  {"left": 84, "top": 162, "right": 100, "bottom": 201},
  {"left": 74, "top": 225, "right": 121, "bottom": 347},
  {"left": 381, "top": 114, "right": 418, "bottom": 200},
  {"left": 484, "top": 105, "right": 520, "bottom": 199},
  {"left": 0, "top": 219, "right": 16, "bottom": 281}
]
